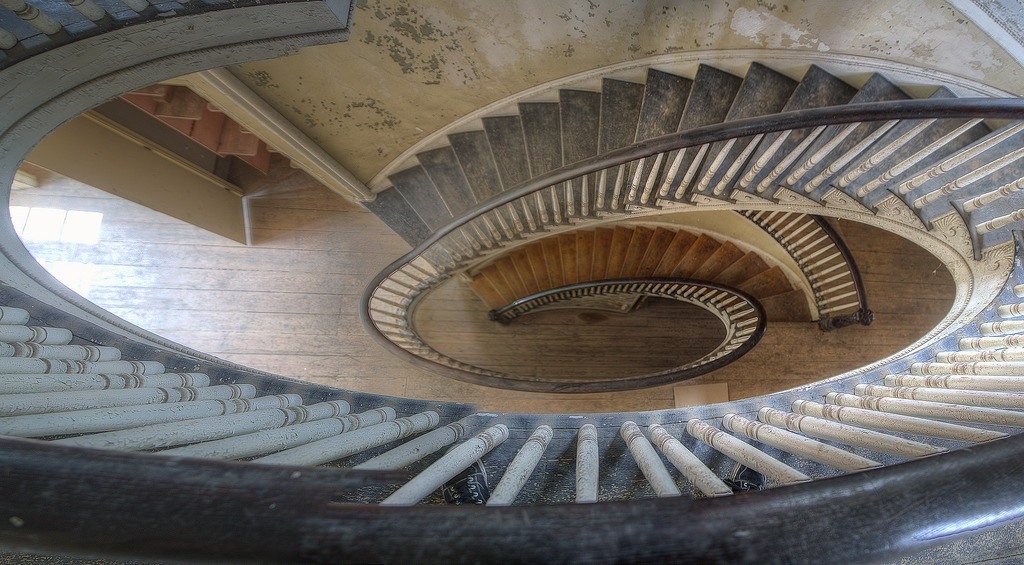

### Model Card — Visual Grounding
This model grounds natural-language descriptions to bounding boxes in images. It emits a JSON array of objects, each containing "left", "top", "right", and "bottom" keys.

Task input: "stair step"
[
  {"left": 575, "top": 230, "right": 596, "bottom": 282},
  {"left": 780, "top": 73, "right": 910, "bottom": 201},
  {"left": 598, "top": 78, "right": 646, "bottom": 213},
  {"left": 418, "top": 146, "right": 478, "bottom": 218},
  {"left": 560, "top": 90, "right": 602, "bottom": 217},
  {"left": 672, "top": 233, "right": 721, "bottom": 278},
  {"left": 483, "top": 115, "right": 543, "bottom": 225},
  {"left": 715, "top": 252, "right": 770, "bottom": 288},
  {"left": 389, "top": 166, "right": 453, "bottom": 232},
  {"left": 450, "top": 130, "right": 503, "bottom": 202},
  {"left": 652, "top": 230, "right": 699, "bottom": 277},
  {"left": 760, "top": 288, "right": 812, "bottom": 322},
  {"left": 691, "top": 63, "right": 798, "bottom": 200},
  {"left": 590, "top": 227, "right": 615, "bottom": 280},
  {"left": 658, "top": 65, "right": 744, "bottom": 203},
  {"left": 635, "top": 227, "right": 678, "bottom": 278},
  {"left": 736, "top": 266, "right": 794, "bottom": 299},
  {"left": 618, "top": 226, "right": 656, "bottom": 278},
  {"left": 691, "top": 241, "right": 745, "bottom": 280},
  {"left": 737, "top": 65, "right": 857, "bottom": 196},
  {"left": 520, "top": 102, "right": 565, "bottom": 223}
]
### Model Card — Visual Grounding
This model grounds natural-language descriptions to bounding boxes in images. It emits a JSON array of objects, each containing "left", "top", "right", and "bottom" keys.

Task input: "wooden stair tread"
[
  {"left": 691, "top": 241, "right": 745, "bottom": 280},
  {"left": 672, "top": 234, "right": 721, "bottom": 278},
  {"left": 736, "top": 266, "right": 794, "bottom": 299},
  {"left": 715, "top": 252, "right": 771, "bottom": 288}
]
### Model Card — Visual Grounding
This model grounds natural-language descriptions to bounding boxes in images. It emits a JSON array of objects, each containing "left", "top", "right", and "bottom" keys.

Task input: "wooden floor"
[{"left": 10, "top": 164, "right": 956, "bottom": 414}]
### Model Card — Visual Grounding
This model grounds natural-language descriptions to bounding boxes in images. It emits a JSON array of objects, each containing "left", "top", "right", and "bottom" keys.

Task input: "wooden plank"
[
  {"left": 495, "top": 256, "right": 529, "bottom": 299},
  {"left": 590, "top": 227, "right": 615, "bottom": 281},
  {"left": 541, "top": 236, "right": 564, "bottom": 288},
  {"left": 605, "top": 225, "right": 634, "bottom": 279},
  {"left": 237, "top": 141, "right": 272, "bottom": 175},
  {"left": 691, "top": 241, "right": 744, "bottom": 280},
  {"left": 511, "top": 249, "right": 541, "bottom": 295},
  {"left": 619, "top": 226, "right": 655, "bottom": 278},
  {"left": 635, "top": 227, "right": 676, "bottom": 278},
  {"left": 652, "top": 230, "right": 698, "bottom": 277},
  {"left": 558, "top": 233, "right": 578, "bottom": 285},
  {"left": 479, "top": 264, "right": 515, "bottom": 305},
  {"left": 526, "top": 243, "right": 550, "bottom": 290},
  {"left": 576, "top": 230, "right": 595, "bottom": 283},
  {"left": 468, "top": 275, "right": 508, "bottom": 310},
  {"left": 672, "top": 234, "right": 720, "bottom": 278}
]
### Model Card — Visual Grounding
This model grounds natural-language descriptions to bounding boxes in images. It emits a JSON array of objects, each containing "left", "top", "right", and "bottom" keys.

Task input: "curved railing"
[
  {"left": 361, "top": 98, "right": 1024, "bottom": 387},
  {"left": 479, "top": 278, "right": 766, "bottom": 392},
  {"left": 740, "top": 211, "right": 873, "bottom": 330},
  {"left": 0, "top": 0, "right": 351, "bottom": 69}
]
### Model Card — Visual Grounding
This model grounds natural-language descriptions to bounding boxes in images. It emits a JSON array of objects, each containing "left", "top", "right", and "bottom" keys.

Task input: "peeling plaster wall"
[{"left": 231, "top": 0, "right": 1024, "bottom": 184}]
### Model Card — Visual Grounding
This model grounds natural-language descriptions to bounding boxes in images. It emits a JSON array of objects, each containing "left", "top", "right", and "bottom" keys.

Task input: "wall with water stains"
[{"left": 230, "top": 0, "right": 1023, "bottom": 186}]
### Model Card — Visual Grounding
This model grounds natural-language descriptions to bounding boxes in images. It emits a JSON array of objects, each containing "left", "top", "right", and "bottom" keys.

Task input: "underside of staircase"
[{"left": 4, "top": 1, "right": 1024, "bottom": 563}]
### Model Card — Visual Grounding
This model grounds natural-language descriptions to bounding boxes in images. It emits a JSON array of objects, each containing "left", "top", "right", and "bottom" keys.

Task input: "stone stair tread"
[
  {"left": 598, "top": 78, "right": 645, "bottom": 153},
  {"left": 691, "top": 62, "right": 799, "bottom": 200},
  {"left": 520, "top": 102, "right": 566, "bottom": 221},
  {"left": 736, "top": 65, "right": 858, "bottom": 196},
  {"left": 785, "top": 73, "right": 911, "bottom": 201},
  {"left": 560, "top": 90, "right": 602, "bottom": 217},
  {"left": 389, "top": 165, "right": 454, "bottom": 231},
  {"left": 450, "top": 130, "right": 503, "bottom": 203},
  {"left": 418, "top": 146, "right": 479, "bottom": 218},
  {"left": 657, "top": 65, "right": 744, "bottom": 203},
  {"left": 362, "top": 188, "right": 432, "bottom": 246}
]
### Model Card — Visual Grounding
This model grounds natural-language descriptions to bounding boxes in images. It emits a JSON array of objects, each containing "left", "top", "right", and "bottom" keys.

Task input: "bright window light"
[
  {"left": 60, "top": 210, "right": 103, "bottom": 244},
  {"left": 21, "top": 207, "right": 67, "bottom": 241},
  {"left": 37, "top": 260, "right": 98, "bottom": 298},
  {"left": 9, "top": 206, "right": 103, "bottom": 244}
]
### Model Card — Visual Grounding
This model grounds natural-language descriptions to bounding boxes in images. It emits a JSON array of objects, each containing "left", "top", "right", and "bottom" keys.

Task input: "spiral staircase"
[{"left": 4, "top": 1, "right": 1024, "bottom": 563}]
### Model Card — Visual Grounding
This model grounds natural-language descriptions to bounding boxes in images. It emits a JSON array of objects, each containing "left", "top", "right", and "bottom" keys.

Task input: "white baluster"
[
  {"left": 911, "top": 361, "right": 1024, "bottom": 376},
  {"left": 254, "top": 411, "right": 439, "bottom": 466},
  {"left": 55, "top": 400, "right": 353, "bottom": 451},
  {"left": 0, "top": 394, "right": 300, "bottom": 437},
  {"left": 0, "top": 372, "right": 209, "bottom": 395},
  {"left": 380, "top": 424, "right": 509, "bottom": 506},
  {"left": 355, "top": 419, "right": 468, "bottom": 471},
  {"left": 487, "top": 425, "right": 553, "bottom": 506},
  {"left": 886, "top": 373, "right": 1024, "bottom": 392},
  {"left": 0, "top": 383, "right": 255, "bottom": 416},
  {"left": 856, "top": 383, "right": 1024, "bottom": 409},
  {"left": 0, "top": 326, "right": 70, "bottom": 344},
  {"left": 0, "top": 307, "right": 30, "bottom": 325},
  {"left": 792, "top": 399, "right": 1005, "bottom": 443},
  {"left": 758, "top": 407, "right": 943, "bottom": 458},
  {"left": 575, "top": 423, "right": 600, "bottom": 503},
  {"left": 162, "top": 407, "right": 394, "bottom": 460},
  {"left": 648, "top": 424, "right": 732, "bottom": 497},
  {"left": 7, "top": 343, "right": 121, "bottom": 361},
  {"left": 620, "top": 421, "right": 679, "bottom": 497},
  {"left": 686, "top": 419, "right": 809, "bottom": 485},
  {"left": 826, "top": 392, "right": 1024, "bottom": 427},
  {"left": 723, "top": 413, "right": 880, "bottom": 473}
]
